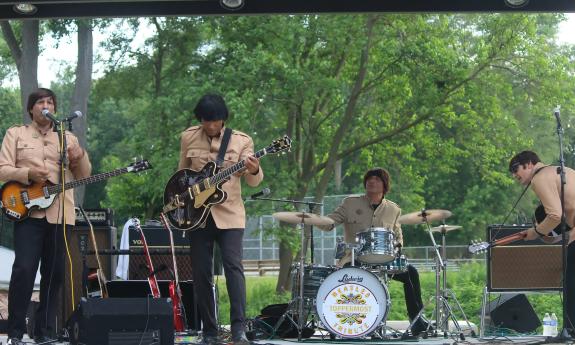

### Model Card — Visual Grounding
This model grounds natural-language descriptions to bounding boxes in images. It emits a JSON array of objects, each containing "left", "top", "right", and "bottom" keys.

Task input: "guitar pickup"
[
  {"left": 42, "top": 186, "right": 50, "bottom": 199},
  {"left": 20, "top": 191, "right": 29, "bottom": 205}
]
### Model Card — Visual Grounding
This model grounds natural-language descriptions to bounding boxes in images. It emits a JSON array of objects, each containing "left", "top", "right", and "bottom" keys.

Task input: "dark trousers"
[
  {"left": 189, "top": 215, "right": 246, "bottom": 338},
  {"left": 566, "top": 241, "right": 575, "bottom": 334},
  {"left": 8, "top": 218, "right": 65, "bottom": 340},
  {"left": 390, "top": 265, "right": 425, "bottom": 322}
]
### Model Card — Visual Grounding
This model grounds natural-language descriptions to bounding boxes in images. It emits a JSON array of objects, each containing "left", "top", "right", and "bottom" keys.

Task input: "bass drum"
[{"left": 315, "top": 267, "right": 390, "bottom": 338}]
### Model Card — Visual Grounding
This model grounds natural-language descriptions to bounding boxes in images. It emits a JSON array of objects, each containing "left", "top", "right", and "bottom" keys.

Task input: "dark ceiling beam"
[{"left": 0, "top": 0, "right": 574, "bottom": 20}]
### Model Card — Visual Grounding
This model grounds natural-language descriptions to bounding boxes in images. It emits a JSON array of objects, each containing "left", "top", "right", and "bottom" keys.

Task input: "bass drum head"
[{"left": 316, "top": 267, "right": 390, "bottom": 338}]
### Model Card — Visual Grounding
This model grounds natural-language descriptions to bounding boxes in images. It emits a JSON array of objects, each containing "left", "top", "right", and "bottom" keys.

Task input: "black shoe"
[
  {"left": 232, "top": 332, "right": 251, "bottom": 345},
  {"left": 7, "top": 338, "right": 25, "bottom": 345},
  {"left": 411, "top": 319, "right": 430, "bottom": 336}
]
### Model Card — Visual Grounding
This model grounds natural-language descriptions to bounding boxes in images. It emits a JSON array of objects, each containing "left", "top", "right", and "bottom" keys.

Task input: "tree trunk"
[{"left": 71, "top": 19, "right": 93, "bottom": 205}]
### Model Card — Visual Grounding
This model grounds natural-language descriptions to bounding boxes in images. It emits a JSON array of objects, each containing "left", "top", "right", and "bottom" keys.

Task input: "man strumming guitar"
[
  {"left": 178, "top": 94, "right": 262, "bottom": 345},
  {"left": 509, "top": 150, "right": 575, "bottom": 337},
  {"left": 0, "top": 88, "right": 91, "bottom": 345}
]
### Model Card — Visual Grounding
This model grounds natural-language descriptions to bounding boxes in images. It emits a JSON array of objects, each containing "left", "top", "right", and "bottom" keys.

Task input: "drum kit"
[{"left": 271, "top": 208, "right": 474, "bottom": 340}]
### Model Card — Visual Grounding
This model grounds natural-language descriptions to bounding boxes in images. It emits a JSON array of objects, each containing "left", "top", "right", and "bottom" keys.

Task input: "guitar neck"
[
  {"left": 209, "top": 148, "right": 265, "bottom": 185},
  {"left": 47, "top": 167, "right": 131, "bottom": 195},
  {"left": 494, "top": 232, "right": 526, "bottom": 247}
]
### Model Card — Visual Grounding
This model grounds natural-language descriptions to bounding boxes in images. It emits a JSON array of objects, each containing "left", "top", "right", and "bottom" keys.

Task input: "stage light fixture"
[
  {"left": 13, "top": 3, "right": 38, "bottom": 14},
  {"left": 220, "top": 0, "right": 244, "bottom": 10},
  {"left": 504, "top": 0, "right": 529, "bottom": 8}
]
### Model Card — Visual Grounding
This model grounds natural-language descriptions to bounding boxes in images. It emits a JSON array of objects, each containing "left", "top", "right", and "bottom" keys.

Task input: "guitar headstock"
[
  {"left": 468, "top": 239, "right": 490, "bottom": 255},
  {"left": 131, "top": 217, "right": 142, "bottom": 230},
  {"left": 127, "top": 160, "right": 152, "bottom": 173},
  {"left": 265, "top": 135, "right": 292, "bottom": 155}
]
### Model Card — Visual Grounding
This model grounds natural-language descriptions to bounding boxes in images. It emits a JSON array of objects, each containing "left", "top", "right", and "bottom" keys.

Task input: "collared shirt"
[
  {"left": 0, "top": 122, "right": 92, "bottom": 224},
  {"left": 530, "top": 162, "right": 575, "bottom": 244},
  {"left": 178, "top": 125, "right": 263, "bottom": 229},
  {"left": 320, "top": 194, "right": 403, "bottom": 266}
]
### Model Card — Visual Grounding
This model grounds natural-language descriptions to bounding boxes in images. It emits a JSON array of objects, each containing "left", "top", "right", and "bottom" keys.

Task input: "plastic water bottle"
[
  {"left": 543, "top": 313, "right": 551, "bottom": 336},
  {"left": 550, "top": 313, "right": 558, "bottom": 336}
]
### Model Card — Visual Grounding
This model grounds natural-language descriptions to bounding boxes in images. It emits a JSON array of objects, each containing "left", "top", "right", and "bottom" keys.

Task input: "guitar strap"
[{"left": 216, "top": 127, "right": 233, "bottom": 168}]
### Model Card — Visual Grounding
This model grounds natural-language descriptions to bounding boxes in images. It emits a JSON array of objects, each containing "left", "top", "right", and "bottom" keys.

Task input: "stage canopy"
[{"left": 1, "top": 0, "right": 574, "bottom": 20}]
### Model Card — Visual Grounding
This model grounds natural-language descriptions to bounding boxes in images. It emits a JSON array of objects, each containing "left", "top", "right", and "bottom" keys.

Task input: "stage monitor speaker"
[
  {"left": 67, "top": 297, "right": 173, "bottom": 345},
  {"left": 487, "top": 224, "right": 562, "bottom": 291},
  {"left": 62, "top": 225, "right": 117, "bottom": 323},
  {"left": 106, "top": 280, "right": 201, "bottom": 331},
  {"left": 485, "top": 294, "right": 541, "bottom": 333}
]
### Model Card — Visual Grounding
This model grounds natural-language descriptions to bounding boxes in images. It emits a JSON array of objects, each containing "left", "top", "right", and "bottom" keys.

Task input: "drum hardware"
[
  {"left": 410, "top": 209, "right": 473, "bottom": 339},
  {"left": 271, "top": 209, "right": 333, "bottom": 340}
]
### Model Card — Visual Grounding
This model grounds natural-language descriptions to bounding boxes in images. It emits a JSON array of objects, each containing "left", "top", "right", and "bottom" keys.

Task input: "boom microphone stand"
[
  {"left": 251, "top": 193, "right": 322, "bottom": 341},
  {"left": 551, "top": 106, "right": 574, "bottom": 342}
]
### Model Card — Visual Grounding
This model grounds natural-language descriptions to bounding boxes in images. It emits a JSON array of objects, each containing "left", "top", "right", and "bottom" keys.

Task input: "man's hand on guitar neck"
[
  {"left": 521, "top": 228, "right": 538, "bottom": 241},
  {"left": 245, "top": 155, "right": 260, "bottom": 175},
  {"left": 28, "top": 166, "right": 49, "bottom": 183}
]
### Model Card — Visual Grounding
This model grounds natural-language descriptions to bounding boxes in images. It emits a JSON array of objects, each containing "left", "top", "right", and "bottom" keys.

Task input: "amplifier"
[
  {"left": 487, "top": 224, "right": 562, "bottom": 291},
  {"left": 75, "top": 208, "right": 114, "bottom": 227},
  {"left": 129, "top": 224, "right": 192, "bottom": 280}
]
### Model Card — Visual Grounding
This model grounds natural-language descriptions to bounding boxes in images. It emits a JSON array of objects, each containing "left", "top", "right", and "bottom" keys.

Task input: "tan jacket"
[
  {"left": 0, "top": 122, "right": 92, "bottom": 224},
  {"left": 178, "top": 125, "right": 263, "bottom": 229},
  {"left": 530, "top": 162, "right": 575, "bottom": 244},
  {"left": 319, "top": 194, "right": 403, "bottom": 266}
]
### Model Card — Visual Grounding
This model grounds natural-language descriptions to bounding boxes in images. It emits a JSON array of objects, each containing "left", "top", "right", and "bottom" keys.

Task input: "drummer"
[{"left": 317, "top": 167, "right": 430, "bottom": 336}]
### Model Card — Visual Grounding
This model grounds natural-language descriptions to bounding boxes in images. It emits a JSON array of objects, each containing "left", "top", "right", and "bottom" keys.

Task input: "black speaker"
[
  {"left": 106, "top": 280, "right": 201, "bottom": 332},
  {"left": 486, "top": 294, "right": 541, "bottom": 333},
  {"left": 67, "top": 298, "right": 174, "bottom": 345}
]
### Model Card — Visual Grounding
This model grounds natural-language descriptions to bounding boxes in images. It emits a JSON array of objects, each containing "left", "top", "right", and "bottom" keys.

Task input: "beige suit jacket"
[
  {"left": 319, "top": 194, "right": 403, "bottom": 266},
  {"left": 0, "top": 122, "right": 92, "bottom": 224},
  {"left": 530, "top": 162, "right": 575, "bottom": 244},
  {"left": 178, "top": 125, "right": 263, "bottom": 229}
]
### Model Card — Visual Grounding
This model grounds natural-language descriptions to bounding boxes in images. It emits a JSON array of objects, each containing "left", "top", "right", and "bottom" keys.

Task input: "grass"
[{"left": 213, "top": 262, "right": 563, "bottom": 333}]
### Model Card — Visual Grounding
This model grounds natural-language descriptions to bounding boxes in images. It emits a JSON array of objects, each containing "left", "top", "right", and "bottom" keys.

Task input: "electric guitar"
[
  {"left": 468, "top": 205, "right": 571, "bottom": 254},
  {"left": 159, "top": 213, "right": 187, "bottom": 332},
  {"left": 131, "top": 218, "right": 161, "bottom": 298},
  {"left": 162, "top": 135, "right": 291, "bottom": 231},
  {"left": 0, "top": 160, "right": 151, "bottom": 221}
]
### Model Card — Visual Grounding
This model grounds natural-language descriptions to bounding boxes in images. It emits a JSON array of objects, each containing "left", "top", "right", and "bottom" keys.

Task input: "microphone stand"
[
  {"left": 552, "top": 107, "right": 573, "bottom": 341},
  {"left": 251, "top": 195, "right": 322, "bottom": 341}
]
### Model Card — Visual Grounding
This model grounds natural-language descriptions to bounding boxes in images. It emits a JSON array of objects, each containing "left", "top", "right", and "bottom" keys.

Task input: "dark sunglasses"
[{"left": 510, "top": 163, "right": 521, "bottom": 174}]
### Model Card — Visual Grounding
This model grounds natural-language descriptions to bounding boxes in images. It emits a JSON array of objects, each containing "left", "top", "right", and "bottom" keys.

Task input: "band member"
[
  {"left": 510, "top": 150, "right": 575, "bottom": 336},
  {"left": 0, "top": 88, "right": 91, "bottom": 345},
  {"left": 319, "top": 167, "right": 430, "bottom": 336},
  {"left": 178, "top": 94, "right": 263, "bottom": 344}
]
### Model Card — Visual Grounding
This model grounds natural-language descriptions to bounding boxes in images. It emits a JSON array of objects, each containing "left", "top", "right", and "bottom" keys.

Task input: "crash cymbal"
[
  {"left": 272, "top": 212, "right": 335, "bottom": 226},
  {"left": 397, "top": 209, "right": 452, "bottom": 225},
  {"left": 431, "top": 224, "right": 462, "bottom": 232}
]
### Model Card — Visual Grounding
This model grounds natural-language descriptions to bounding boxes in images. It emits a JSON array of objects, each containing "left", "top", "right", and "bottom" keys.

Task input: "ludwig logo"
[{"left": 337, "top": 274, "right": 363, "bottom": 283}]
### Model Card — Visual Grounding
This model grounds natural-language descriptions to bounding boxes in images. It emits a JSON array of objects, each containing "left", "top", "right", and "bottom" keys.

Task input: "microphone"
[
  {"left": 250, "top": 187, "right": 271, "bottom": 199},
  {"left": 554, "top": 106, "right": 562, "bottom": 129},
  {"left": 65, "top": 110, "right": 83, "bottom": 121},
  {"left": 41, "top": 109, "right": 58, "bottom": 123}
]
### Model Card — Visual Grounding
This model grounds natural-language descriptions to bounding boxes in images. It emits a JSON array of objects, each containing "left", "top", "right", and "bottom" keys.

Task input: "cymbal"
[
  {"left": 398, "top": 209, "right": 452, "bottom": 225},
  {"left": 431, "top": 224, "right": 462, "bottom": 232},
  {"left": 272, "top": 212, "right": 335, "bottom": 226}
]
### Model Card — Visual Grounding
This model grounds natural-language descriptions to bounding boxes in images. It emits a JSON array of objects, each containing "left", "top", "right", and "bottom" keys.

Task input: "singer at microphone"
[{"left": 250, "top": 187, "right": 271, "bottom": 199}]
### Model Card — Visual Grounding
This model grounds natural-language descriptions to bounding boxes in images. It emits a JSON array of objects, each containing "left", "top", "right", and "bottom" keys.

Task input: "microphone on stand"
[
  {"left": 41, "top": 109, "right": 59, "bottom": 123},
  {"left": 250, "top": 187, "right": 271, "bottom": 199},
  {"left": 554, "top": 106, "right": 562, "bottom": 129},
  {"left": 65, "top": 110, "right": 83, "bottom": 122}
]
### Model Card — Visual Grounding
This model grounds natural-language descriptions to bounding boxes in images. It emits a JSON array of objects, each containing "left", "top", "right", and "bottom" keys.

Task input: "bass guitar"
[
  {"left": 162, "top": 135, "right": 291, "bottom": 231},
  {"left": 159, "top": 213, "right": 187, "bottom": 332},
  {"left": 0, "top": 160, "right": 151, "bottom": 221}
]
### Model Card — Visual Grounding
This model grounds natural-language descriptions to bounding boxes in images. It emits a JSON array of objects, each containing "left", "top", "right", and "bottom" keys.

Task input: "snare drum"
[
  {"left": 291, "top": 264, "right": 335, "bottom": 300},
  {"left": 316, "top": 267, "right": 390, "bottom": 338},
  {"left": 384, "top": 255, "right": 408, "bottom": 274},
  {"left": 356, "top": 228, "right": 396, "bottom": 264}
]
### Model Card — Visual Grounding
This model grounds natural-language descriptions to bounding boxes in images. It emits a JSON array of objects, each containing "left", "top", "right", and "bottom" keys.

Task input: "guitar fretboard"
[
  {"left": 208, "top": 148, "right": 266, "bottom": 186},
  {"left": 46, "top": 167, "right": 132, "bottom": 195}
]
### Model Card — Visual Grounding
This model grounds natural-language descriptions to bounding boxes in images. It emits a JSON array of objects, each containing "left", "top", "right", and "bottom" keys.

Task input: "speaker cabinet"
[
  {"left": 487, "top": 225, "right": 562, "bottom": 291},
  {"left": 485, "top": 294, "right": 541, "bottom": 333},
  {"left": 62, "top": 225, "right": 117, "bottom": 322},
  {"left": 67, "top": 297, "right": 173, "bottom": 345},
  {"left": 106, "top": 280, "right": 201, "bottom": 331}
]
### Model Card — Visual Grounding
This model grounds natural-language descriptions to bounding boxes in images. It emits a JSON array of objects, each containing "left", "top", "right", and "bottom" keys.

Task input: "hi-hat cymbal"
[
  {"left": 431, "top": 224, "right": 462, "bottom": 232},
  {"left": 398, "top": 209, "right": 452, "bottom": 225},
  {"left": 272, "top": 212, "right": 335, "bottom": 226}
]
